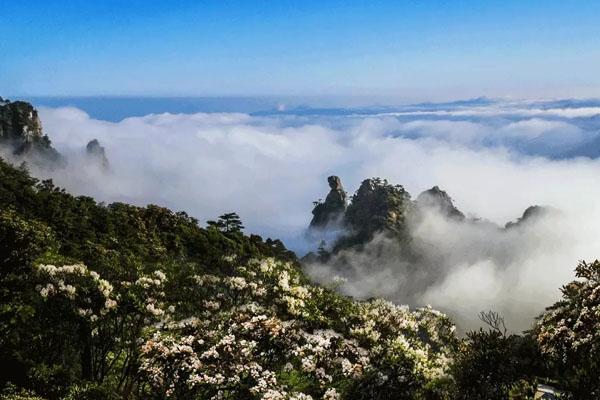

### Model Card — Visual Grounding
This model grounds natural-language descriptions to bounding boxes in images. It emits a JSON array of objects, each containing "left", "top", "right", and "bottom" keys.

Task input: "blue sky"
[{"left": 2, "top": 0, "right": 600, "bottom": 101}]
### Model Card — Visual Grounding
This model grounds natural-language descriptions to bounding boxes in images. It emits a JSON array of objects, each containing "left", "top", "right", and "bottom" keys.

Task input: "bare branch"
[{"left": 478, "top": 310, "right": 507, "bottom": 336}]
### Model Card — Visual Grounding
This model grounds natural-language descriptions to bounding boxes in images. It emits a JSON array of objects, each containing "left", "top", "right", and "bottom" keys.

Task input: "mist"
[
  {"left": 306, "top": 205, "right": 588, "bottom": 332},
  {"left": 16, "top": 99, "right": 600, "bottom": 330}
]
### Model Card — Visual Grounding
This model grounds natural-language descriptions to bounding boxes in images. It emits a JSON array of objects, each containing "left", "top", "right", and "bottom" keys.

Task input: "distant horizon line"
[{"left": 7, "top": 94, "right": 600, "bottom": 106}]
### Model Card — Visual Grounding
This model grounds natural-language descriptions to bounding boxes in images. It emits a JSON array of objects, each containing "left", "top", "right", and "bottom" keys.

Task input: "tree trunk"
[{"left": 80, "top": 323, "right": 93, "bottom": 380}]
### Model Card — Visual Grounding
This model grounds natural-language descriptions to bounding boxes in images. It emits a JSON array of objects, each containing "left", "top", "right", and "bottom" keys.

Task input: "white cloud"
[
  {"left": 383, "top": 104, "right": 600, "bottom": 119},
  {"left": 26, "top": 101, "right": 600, "bottom": 331}
]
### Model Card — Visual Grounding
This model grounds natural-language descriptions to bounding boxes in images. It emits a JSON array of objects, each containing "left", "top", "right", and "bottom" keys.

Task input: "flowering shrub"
[
  {"left": 36, "top": 263, "right": 118, "bottom": 321},
  {"left": 1, "top": 160, "right": 461, "bottom": 399},
  {"left": 2, "top": 159, "right": 599, "bottom": 399},
  {"left": 138, "top": 257, "right": 457, "bottom": 399},
  {"left": 535, "top": 260, "right": 600, "bottom": 397}
]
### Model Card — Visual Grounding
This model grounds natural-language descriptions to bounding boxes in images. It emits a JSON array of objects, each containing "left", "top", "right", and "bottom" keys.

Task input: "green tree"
[
  {"left": 451, "top": 319, "right": 546, "bottom": 400},
  {"left": 207, "top": 212, "right": 244, "bottom": 233},
  {"left": 535, "top": 260, "right": 600, "bottom": 398}
]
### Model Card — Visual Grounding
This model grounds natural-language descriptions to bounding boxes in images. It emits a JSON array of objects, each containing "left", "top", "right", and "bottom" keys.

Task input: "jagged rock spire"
[
  {"left": 86, "top": 139, "right": 110, "bottom": 170},
  {"left": 310, "top": 175, "right": 347, "bottom": 228}
]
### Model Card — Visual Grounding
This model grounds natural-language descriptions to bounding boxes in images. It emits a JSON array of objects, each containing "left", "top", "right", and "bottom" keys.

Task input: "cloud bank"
[{"left": 18, "top": 99, "right": 600, "bottom": 331}]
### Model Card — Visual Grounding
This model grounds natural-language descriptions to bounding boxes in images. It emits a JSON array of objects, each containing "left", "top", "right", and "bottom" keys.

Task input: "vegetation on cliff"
[{"left": 0, "top": 99, "right": 61, "bottom": 166}]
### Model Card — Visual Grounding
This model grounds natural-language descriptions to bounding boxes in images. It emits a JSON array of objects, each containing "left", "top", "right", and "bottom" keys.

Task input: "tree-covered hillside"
[
  {"left": 0, "top": 158, "right": 457, "bottom": 399},
  {"left": 0, "top": 156, "right": 599, "bottom": 399}
]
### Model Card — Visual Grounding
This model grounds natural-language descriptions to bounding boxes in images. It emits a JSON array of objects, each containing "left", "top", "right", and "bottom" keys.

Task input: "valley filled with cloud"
[{"left": 19, "top": 98, "right": 600, "bottom": 330}]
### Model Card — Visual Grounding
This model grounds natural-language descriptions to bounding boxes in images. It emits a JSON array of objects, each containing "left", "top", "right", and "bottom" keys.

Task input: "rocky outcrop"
[
  {"left": 309, "top": 176, "right": 413, "bottom": 251},
  {"left": 0, "top": 100, "right": 43, "bottom": 146},
  {"left": 306, "top": 176, "right": 414, "bottom": 259},
  {"left": 505, "top": 205, "right": 553, "bottom": 229},
  {"left": 310, "top": 176, "right": 347, "bottom": 228},
  {"left": 341, "top": 178, "right": 413, "bottom": 248},
  {"left": 0, "top": 98, "right": 62, "bottom": 165},
  {"left": 307, "top": 176, "right": 560, "bottom": 261},
  {"left": 416, "top": 186, "right": 465, "bottom": 220},
  {"left": 86, "top": 139, "right": 110, "bottom": 171}
]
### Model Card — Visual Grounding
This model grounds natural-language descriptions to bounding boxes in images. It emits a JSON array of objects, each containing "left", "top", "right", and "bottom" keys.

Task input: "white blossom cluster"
[
  {"left": 36, "top": 263, "right": 118, "bottom": 319},
  {"left": 135, "top": 270, "right": 170, "bottom": 319},
  {"left": 139, "top": 257, "right": 457, "bottom": 399},
  {"left": 35, "top": 263, "right": 177, "bottom": 345},
  {"left": 349, "top": 300, "right": 456, "bottom": 381},
  {"left": 535, "top": 261, "right": 600, "bottom": 361},
  {"left": 141, "top": 304, "right": 357, "bottom": 399}
]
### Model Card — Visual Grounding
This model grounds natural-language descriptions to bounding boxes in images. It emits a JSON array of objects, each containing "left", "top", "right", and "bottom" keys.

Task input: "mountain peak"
[
  {"left": 310, "top": 175, "right": 347, "bottom": 228},
  {"left": 86, "top": 139, "right": 110, "bottom": 170},
  {"left": 0, "top": 98, "right": 62, "bottom": 165},
  {"left": 505, "top": 205, "right": 554, "bottom": 228},
  {"left": 416, "top": 186, "right": 465, "bottom": 220}
]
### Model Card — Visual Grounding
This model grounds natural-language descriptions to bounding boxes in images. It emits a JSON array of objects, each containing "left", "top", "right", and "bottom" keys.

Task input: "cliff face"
[
  {"left": 0, "top": 100, "right": 43, "bottom": 144},
  {"left": 0, "top": 99, "right": 62, "bottom": 165},
  {"left": 310, "top": 175, "right": 347, "bottom": 228},
  {"left": 309, "top": 176, "right": 413, "bottom": 252},
  {"left": 342, "top": 178, "right": 413, "bottom": 247},
  {"left": 307, "top": 176, "right": 551, "bottom": 257}
]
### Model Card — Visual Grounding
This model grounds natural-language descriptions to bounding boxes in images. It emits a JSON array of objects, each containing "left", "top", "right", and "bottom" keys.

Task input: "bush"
[
  {"left": 0, "top": 384, "right": 46, "bottom": 400},
  {"left": 62, "top": 383, "right": 118, "bottom": 400},
  {"left": 535, "top": 260, "right": 600, "bottom": 398}
]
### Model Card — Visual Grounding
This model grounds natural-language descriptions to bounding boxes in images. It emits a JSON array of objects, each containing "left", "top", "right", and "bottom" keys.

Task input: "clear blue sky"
[{"left": 2, "top": 0, "right": 600, "bottom": 101}]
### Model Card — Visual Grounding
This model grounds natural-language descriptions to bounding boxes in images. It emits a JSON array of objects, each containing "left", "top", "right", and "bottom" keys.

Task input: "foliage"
[
  {"left": 0, "top": 156, "right": 595, "bottom": 399},
  {"left": 450, "top": 329, "right": 546, "bottom": 400},
  {"left": 207, "top": 212, "right": 245, "bottom": 234},
  {"left": 534, "top": 260, "right": 600, "bottom": 398},
  {"left": 336, "top": 178, "right": 413, "bottom": 251},
  {"left": 0, "top": 384, "right": 47, "bottom": 400},
  {"left": 138, "top": 258, "right": 457, "bottom": 399},
  {"left": 0, "top": 157, "right": 294, "bottom": 398},
  {"left": 0, "top": 158, "right": 455, "bottom": 399}
]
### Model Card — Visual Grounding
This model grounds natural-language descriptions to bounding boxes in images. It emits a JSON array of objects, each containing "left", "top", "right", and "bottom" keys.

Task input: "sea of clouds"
[{"left": 21, "top": 98, "right": 600, "bottom": 331}]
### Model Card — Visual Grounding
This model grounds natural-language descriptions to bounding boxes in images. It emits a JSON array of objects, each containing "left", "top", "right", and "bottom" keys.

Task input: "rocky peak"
[
  {"left": 0, "top": 98, "right": 61, "bottom": 165},
  {"left": 416, "top": 186, "right": 465, "bottom": 220},
  {"left": 324, "top": 176, "right": 346, "bottom": 209},
  {"left": 505, "top": 205, "right": 552, "bottom": 228},
  {"left": 86, "top": 139, "right": 110, "bottom": 170},
  {"left": 0, "top": 100, "right": 44, "bottom": 144},
  {"left": 342, "top": 178, "right": 412, "bottom": 246},
  {"left": 310, "top": 175, "right": 347, "bottom": 228}
]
